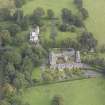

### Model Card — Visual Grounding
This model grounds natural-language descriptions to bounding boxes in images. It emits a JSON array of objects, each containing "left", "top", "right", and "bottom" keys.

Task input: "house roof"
[{"left": 51, "top": 48, "right": 75, "bottom": 53}]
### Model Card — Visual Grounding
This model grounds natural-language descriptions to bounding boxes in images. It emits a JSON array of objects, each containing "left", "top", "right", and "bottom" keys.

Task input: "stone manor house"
[{"left": 49, "top": 48, "right": 83, "bottom": 71}]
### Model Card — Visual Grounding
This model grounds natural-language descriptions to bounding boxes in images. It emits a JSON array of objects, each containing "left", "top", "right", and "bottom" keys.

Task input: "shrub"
[
  {"left": 47, "top": 9, "right": 55, "bottom": 19},
  {"left": 52, "top": 95, "right": 64, "bottom": 105}
]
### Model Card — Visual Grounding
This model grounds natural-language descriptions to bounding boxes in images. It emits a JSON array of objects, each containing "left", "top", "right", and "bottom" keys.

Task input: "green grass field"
[
  {"left": 84, "top": 0, "right": 105, "bottom": 45},
  {"left": 22, "top": 0, "right": 105, "bottom": 45},
  {"left": 22, "top": 77, "right": 105, "bottom": 105},
  {"left": 22, "top": 0, "right": 77, "bottom": 15},
  {"left": 32, "top": 67, "right": 41, "bottom": 80}
]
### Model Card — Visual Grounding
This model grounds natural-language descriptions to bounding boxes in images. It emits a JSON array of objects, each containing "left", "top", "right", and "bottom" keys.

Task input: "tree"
[
  {"left": 22, "top": 57, "right": 33, "bottom": 72},
  {"left": 14, "top": 0, "right": 26, "bottom": 8},
  {"left": 100, "top": 44, "right": 105, "bottom": 53},
  {"left": 31, "top": 46, "right": 47, "bottom": 66},
  {"left": 52, "top": 95, "right": 64, "bottom": 105},
  {"left": 50, "top": 19, "right": 57, "bottom": 48},
  {"left": 0, "top": 8, "right": 11, "bottom": 21},
  {"left": 13, "top": 9, "right": 24, "bottom": 24},
  {"left": 42, "top": 71, "right": 53, "bottom": 81},
  {"left": 74, "top": 0, "right": 83, "bottom": 9},
  {"left": 8, "top": 24, "right": 21, "bottom": 36},
  {"left": 10, "top": 95, "right": 29, "bottom": 105},
  {"left": 78, "top": 32, "right": 97, "bottom": 50},
  {"left": 0, "top": 30, "right": 11, "bottom": 46},
  {"left": 61, "top": 8, "right": 83, "bottom": 27},
  {"left": 3, "top": 51, "right": 21, "bottom": 65},
  {"left": 20, "top": 16, "right": 29, "bottom": 30},
  {"left": 13, "top": 72, "right": 28, "bottom": 90},
  {"left": 33, "top": 7, "right": 45, "bottom": 17},
  {"left": 0, "top": 66, "right": 4, "bottom": 84},
  {"left": 0, "top": 100, "right": 11, "bottom": 105},
  {"left": 2, "top": 83, "right": 15, "bottom": 98},
  {"left": 61, "top": 8, "right": 72, "bottom": 24},
  {"left": 59, "top": 24, "right": 68, "bottom": 32},
  {"left": 47, "top": 9, "right": 55, "bottom": 19},
  {"left": 80, "top": 8, "right": 89, "bottom": 20},
  {"left": 60, "top": 38, "right": 80, "bottom": 50},
  {"left": 13, "top": 32, "right": 26, "bottom": 46},
  {"left": 73, "top": 15, "right": 83, "bottom": 27},
  {"left": 5, "top": 63, "right": 15, "bottom": 82},
  {"left": 31, "top": 7, "right": 45, "bottom": 26}
]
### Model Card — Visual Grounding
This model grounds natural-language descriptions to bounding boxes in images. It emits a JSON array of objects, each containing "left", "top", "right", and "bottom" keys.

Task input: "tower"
[
  {"left": 49, "top": 52, "right": 56, "bottom": 66},
  {"left": 76, "top": 51, "right": 81, "bottom": 63},
  {"left": 30, "top": 26, "right": 39, "bottom": 43}
]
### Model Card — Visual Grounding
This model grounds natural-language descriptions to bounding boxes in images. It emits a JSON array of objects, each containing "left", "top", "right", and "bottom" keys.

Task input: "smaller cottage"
[{"left": 30, "top": 26, "right": 39, "bottom": 43}]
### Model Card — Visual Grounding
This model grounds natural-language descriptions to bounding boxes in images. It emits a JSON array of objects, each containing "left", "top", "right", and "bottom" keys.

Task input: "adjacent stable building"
[
  {"left": 49, "top": 48, "right": 82, "bottom": 71},
  {"left": 30, "top": 26, "right": 39, "bottom": 43}
]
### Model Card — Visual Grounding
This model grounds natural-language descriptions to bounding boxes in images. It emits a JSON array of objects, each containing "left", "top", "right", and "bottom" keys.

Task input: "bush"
[
  {"left": 73, "top": 16, "right": 84, "bottom": 27},
  {"left": 70, "top": 25, "right": 76, "bottom": 32},
  {"left": 41, "top": 71, "right": 53, "bottom": 81},
  {"left": 78, "top": 31, "right": 97, "bottom": 50},
  {"left": 59, "top": 24, "right": 68, "bottom": 32},
  {"left": 20, "top": 16, "right": 29, "bottom": 30},
  {"left": 100, "top": 44, "right": 105, "bottom": 53},
  {"left": 59, "top": 24, "right": 76, "bottom": 32},
  {"left": 31, "top": 7, "right": 45, "bottom": 26},
  {"left": 72, "top": 68, "right": 81, "bottom": 75},
  {"left": 15, "top": 0, "right": 26, "bottom": 8},
  {"left": 80, "top": 8, "right": 89, "bottom": 20},
  {"left": 47, "top": 9, "right": 55, "bottom": 19},
  {"left": 52, "top": 95, "right": 64, "bottom": 105},
  {"left": 74, "top": 0, "right": 83, "bottom": 9}
]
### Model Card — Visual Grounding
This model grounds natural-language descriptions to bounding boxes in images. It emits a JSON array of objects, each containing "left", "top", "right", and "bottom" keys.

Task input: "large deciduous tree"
[
  {"left": 61, "top": 8, "right": 72, "bottom": 24},
  {"left": 47, "top": 9, "right": 55, "bottom": 19},
  {"left": 80, "top": 8, "right": 89, "bottom": 20},
  {"left": 31, "top": 7, "right": 45, "bottom": 26},
  {"left": 14, "top": 0, "right": 26, "bottom": 8},
  {"left": 0, "top": 30, "right": 11, "bottom": 46},
  {"left": 8, "top": 24, "right": 21, "bottom": 36},
  {"left": 74, "top": 0, "right": 83, "bottom": 9},
  {"left": 78, "top": 32, "right": 97, "bottom": 50}
]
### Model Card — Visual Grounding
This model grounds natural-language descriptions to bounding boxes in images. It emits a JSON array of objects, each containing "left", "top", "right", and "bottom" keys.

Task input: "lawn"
[
  {"left": 84, "top": 0, "right": 105, "bottom": 45},
  {"left": 22, "top": 0, "right": 77, "bottom": 16},
  {"left": 32, "top": 67, "right": 41, "bottom": 80},
  {"left": 22, "top": 77, "right": 105, "bottom": 105},
  {"left": 41, "top": 26, "right": 77, "bottom": 45}
]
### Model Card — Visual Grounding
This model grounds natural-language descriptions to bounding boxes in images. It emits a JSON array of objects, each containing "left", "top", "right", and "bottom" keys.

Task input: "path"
[{"left": 83, "top": 70, "right": 101, "bottom": 77}]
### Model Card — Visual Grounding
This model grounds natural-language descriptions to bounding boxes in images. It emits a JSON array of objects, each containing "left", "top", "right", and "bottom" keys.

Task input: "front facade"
[{"left": 49, "top": 48, "right": 82, "bottom": 71}]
